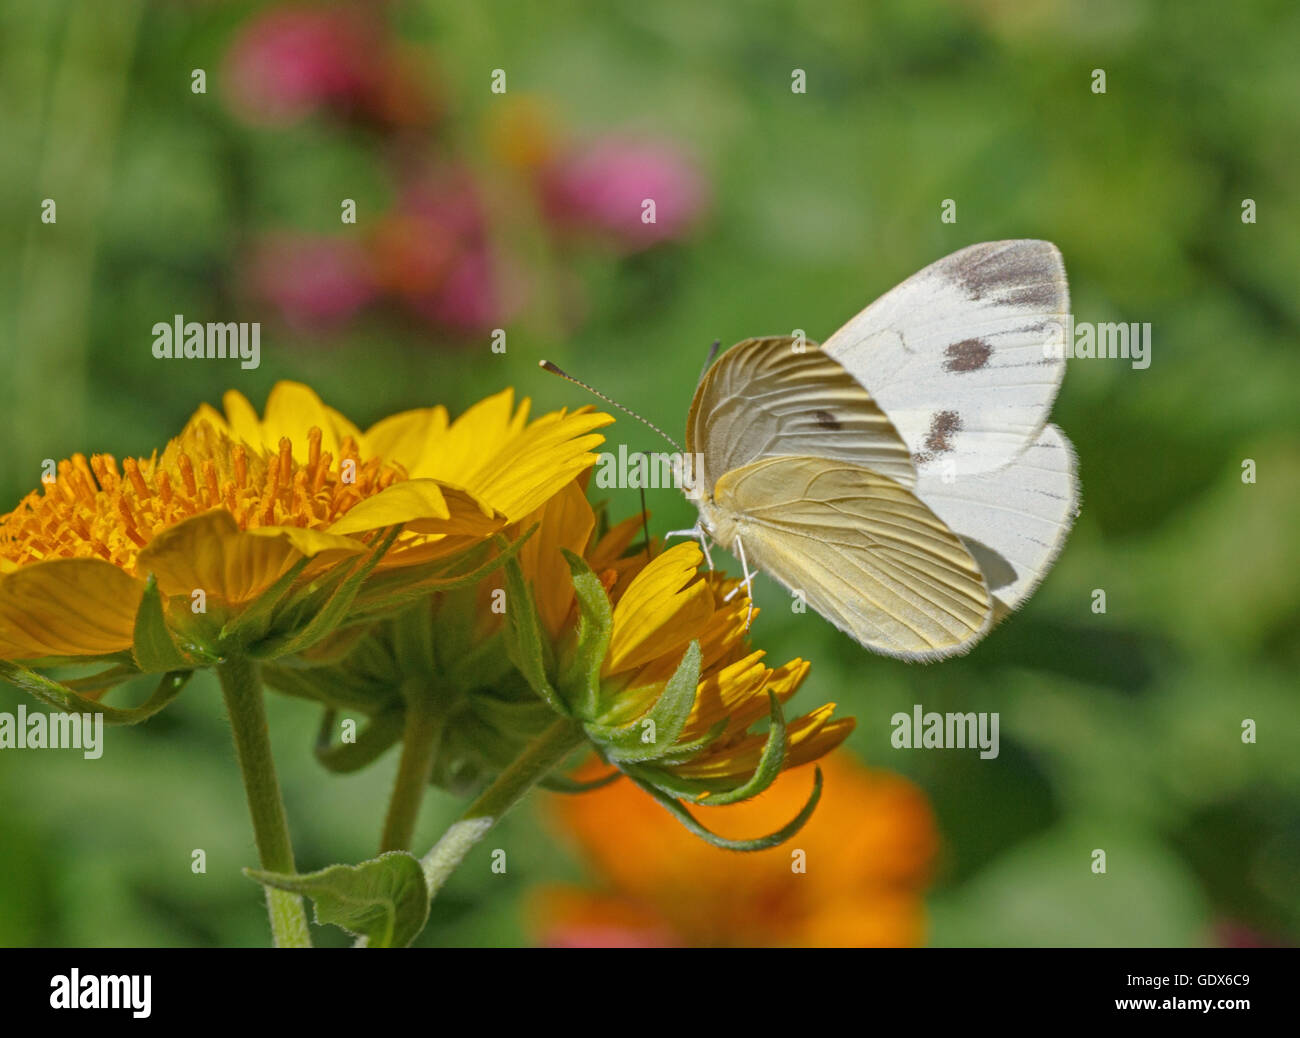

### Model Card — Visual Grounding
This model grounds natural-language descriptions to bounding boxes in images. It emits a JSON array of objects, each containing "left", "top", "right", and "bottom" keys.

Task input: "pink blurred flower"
[
  {"left": 369, "top": 166, "right": 527, "bottom": 334},
  {"left": 223, "top": 6, "right": 433, "bottom": 127},
  {"left": 539, "top": 137, "right": 708, "bottom": 251},
  {"left": 248, "top": 232, "right": 377, "bottom": 331},
  {"left": 410, "top": 245, "right": 527, "bottom": 334}
]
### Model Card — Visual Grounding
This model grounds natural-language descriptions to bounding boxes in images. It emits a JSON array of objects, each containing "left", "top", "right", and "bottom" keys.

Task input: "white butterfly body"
[{"left": 684, "top": 240, "right": 1079, "bottom": 660}]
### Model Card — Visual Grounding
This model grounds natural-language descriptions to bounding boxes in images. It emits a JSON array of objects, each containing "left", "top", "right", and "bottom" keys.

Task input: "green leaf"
[
  {"left": 627, "top": 766, "right": 824, "bottom": 851},
  {"left": 585, "top": 641, "right": 701, "bottom": 763},
  {"left": 500, "top": 541, "right": 568, "bottom": 716},
  {"left": 690, "top": 691, "right": 788, "bottom": 806},
  {"left": 245, "top": 851, "right": 429, "bottom": 948},
  {"left": 556, "top": 549, "right": 613, "bottom": 720},
  {"left": 0, "top": 662, "right": 190, "bottom": 725},
  {"left": 313, "top": 707, "right": 406, "bottom": 772},
  {"left": 131, "top": 575, "right": 199, "bottom": 673}
]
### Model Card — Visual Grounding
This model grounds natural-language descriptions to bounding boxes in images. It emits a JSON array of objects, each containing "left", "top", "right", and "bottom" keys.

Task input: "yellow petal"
[
  {"left": 518, "top": 480, "right": 596, "bottom": 638},
  {"left": 326, "top": 480, "right": 498, "bottom": 538},
  {"left": 261, "top": 381, "right": 363, "bottom": 463},
  {"left": 678, "top": 704, "right": 854, "bottom": 781},
  {"left": 136, "top": 509, "right": 363, "bottom": 603},
  {"left": 220, "top": 389, "right": 264, "bottom": 448},
  {"left": 0, "top": 558, "right": 142, "bottom": 659},
  {"left": 415, "top": 388, "right": 521, "bottom": 485},
  {"left": 363, "top": 406, "right": 450, "bottom": 468},
  {"left": 605, "top": 542, "right": 713, "bottom": 675}
]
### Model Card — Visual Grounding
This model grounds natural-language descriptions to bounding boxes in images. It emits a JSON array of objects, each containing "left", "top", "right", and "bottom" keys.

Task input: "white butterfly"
[{"left": 677, "top": 240, "right": 1079, "bottom": 660}]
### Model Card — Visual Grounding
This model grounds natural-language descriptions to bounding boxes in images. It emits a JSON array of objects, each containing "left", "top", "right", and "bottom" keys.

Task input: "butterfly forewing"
[
  {"left": 707, "top": 455, "right": 994, "bottom": 660},
  {"left": 821, "top": 240, "right": 1069, "bottom": 477},
  {"left": 686, "top": 336, "right": 916, "bottom": 492}
]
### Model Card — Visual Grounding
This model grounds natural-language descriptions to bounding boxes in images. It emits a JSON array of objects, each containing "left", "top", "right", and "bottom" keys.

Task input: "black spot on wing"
[
  {"left": 810, "top": 409, "right": 842, "bottom": 430},
  {"left": 943, "top": 338, "right": 992, "bottom": 372},
  {"left": 912, "top": 410, "right": 962, "bottom": 465}
]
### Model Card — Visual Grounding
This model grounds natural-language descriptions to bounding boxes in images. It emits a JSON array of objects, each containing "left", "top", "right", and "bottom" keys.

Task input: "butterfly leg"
[
  {"left": 663, "top": 522, "right": 716, "bottom": 570},
  {"left": 722, "top": 535, "right": 756, "bottom": 631}
]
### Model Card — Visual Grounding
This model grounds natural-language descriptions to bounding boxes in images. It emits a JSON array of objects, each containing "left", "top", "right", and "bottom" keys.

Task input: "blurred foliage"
[{"left": 0, "top": 0, "right": 1297, "bottom": 946}]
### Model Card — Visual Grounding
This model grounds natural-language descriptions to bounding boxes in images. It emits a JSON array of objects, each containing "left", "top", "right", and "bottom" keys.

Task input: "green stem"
[
  {"left": 217, "top": 656, "right": 312, "bottom": 948},
  {"left": 420, "top": 716, "right": 584, "bottom": 898},
  {"left": 379, "top": 690, "right": 443, "bottom": 852}
]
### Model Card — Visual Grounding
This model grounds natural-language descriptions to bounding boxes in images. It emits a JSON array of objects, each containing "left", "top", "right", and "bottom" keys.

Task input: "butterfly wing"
[
  {"left": 686, "top": 336, "right": 916, "bottom": 492},
  {"left": 914, "top": 423, "right": 1079, "bottom": 617},
  {"left": 821, "top": 240, "right": 1069, "bottom": 478},
  {"left": 708, "top": 455, "right": 994, "bottom": 660}
]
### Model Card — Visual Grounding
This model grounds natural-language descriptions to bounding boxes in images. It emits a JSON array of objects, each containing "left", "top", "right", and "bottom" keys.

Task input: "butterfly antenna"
[
  {"left": 698, "top": 339, "right": 721, "bottom": 384},
  {"left": 539, "top": 360, "right": 683, "bottom": 452}
]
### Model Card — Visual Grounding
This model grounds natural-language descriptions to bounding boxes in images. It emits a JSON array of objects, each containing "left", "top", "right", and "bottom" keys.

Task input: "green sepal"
[
  {"left": 349, "top": 524, "right": 536, "bottom": 625},
  {"left": 585, "top": 640, "right": 700, "bottom": 763},
  {"left": 468, "top": 690, "right": 558, "bottom": 739},
  {"left": 0, "top": 661, "right": 190, "bottom": 725},
  {"left": 313, "top": 707, "right": 405, "bottom": 772},
  {"left": 263, "top": 663, "right": 397, "bottom": 713},
  {"left": 443, "top": 629, "right": 515, "bottom": 692},
  {"left": 556, "top": 549, "right": 613, "bottom": 720},
  {"left": 687, "top": 691, "right": 787, "bottom": 806},
  {"left": 392, "top": 601, "right": 436, "bottom": 679},
  {"left": 499, "top": 538, "right": 567, "bottom": 716},
  {"left": 245, "top": 851, "right": 429, "bottom": 948},
  {"left": 246, "top": 526, "right": 401, "bottom": 661},
  {"left": 131, "top": 575, "right": 203, "bottom": 673},
  {"left": 646, "top": 716, "right": 729, "bottom": 765},
  {"left": 217, "top": 556, "right": 310, "bottom": 649},
  {"left": 539, "top": 769, "right": 622, "bottom": 794},
  {"left": 627, "top": 766, "right": 824, "bottom": 851},
  {"left": 61, "top": 665, "right": 141, "bottom": 696}
]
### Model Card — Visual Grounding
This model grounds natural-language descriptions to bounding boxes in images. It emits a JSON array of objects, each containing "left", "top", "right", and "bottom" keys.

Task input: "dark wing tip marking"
[{"left": 949, "top": 242, "right": 1062, "bottom": 309}]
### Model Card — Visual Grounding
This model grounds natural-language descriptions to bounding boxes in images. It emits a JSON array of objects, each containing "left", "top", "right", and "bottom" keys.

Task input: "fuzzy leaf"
[{"left": 246, "top": 851, "right": 429, "bottom": 948}]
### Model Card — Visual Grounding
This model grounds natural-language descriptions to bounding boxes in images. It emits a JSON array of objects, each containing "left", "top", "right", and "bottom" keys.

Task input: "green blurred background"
[{"left": 1, "top": 0, "right": 1297, "bottom": 947}]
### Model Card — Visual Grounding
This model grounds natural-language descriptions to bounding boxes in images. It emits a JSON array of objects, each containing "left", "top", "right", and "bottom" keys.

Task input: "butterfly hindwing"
[
  {"left": 706, "top": 455, "right": 994, "bottom": 660},
  {"left": 913, "top": 422, "right": 1079, "bottom": 616}
]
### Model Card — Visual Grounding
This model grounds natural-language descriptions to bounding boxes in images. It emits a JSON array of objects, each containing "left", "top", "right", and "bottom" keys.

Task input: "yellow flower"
[
  {"left": 0, "top": 382, "right": 612, "bottom": 664},
  {"left": 493, "top": 477, "right": 856, "bottom": 843},
  {"left": 591, "top": 542, "right": 854, "bottom": 790},
  {"left": 533, "top": 752, "right": 938, "bottom": 947}
]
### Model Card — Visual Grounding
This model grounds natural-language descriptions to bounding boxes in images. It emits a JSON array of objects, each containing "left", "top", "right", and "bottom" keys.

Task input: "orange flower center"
[{"left": 0, "top": 421, "right": 408, "bottom": 571}]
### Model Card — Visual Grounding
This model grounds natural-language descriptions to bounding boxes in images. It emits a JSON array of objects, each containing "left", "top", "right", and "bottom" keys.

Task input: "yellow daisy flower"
[{"left": 0, "top": 382, "right": 612, "bottom": 668}]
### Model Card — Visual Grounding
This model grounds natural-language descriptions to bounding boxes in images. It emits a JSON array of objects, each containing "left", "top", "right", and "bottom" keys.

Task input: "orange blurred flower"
[{"left": 533, "top": 752, "right": 938, "bottom": 947}]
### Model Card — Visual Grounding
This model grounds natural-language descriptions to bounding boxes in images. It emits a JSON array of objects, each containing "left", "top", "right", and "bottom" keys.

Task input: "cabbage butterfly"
[{"left": 545, "top": 240, "right": 1079, "bottom": 660}]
